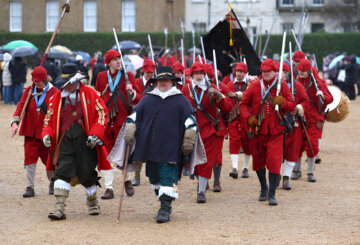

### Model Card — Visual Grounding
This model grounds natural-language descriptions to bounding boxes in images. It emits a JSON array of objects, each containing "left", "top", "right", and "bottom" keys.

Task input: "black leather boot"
[
  {"left": 256, "top": 168, "right": 268, "bottom": 201},
  {"left": 156, "top": 194, "right": 173, "bottom": 223},
  {"left": 268, "top": 172, "right": 279, "bottom": 206}
]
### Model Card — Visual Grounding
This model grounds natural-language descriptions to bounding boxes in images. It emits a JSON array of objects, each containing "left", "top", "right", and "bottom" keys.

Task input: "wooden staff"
[
  {"left": 117, "top": 145, "right": 131, "bottom": 222},
  {"left": 40, "top": 0, "right": 70, "bottom": 66},
  {"left": 18, "top": 1, "right": 70, "bottom": 128}
]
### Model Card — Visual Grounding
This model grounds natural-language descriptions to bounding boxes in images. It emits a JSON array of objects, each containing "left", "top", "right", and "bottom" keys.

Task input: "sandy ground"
[{"left": 0, "top": 85, "right": 359, "bottom": 244}]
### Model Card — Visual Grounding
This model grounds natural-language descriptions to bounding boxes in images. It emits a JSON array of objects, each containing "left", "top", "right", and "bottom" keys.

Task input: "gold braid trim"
[
  {"left": 81, "top": 92, "right": 90, "bottom": 132},
  {"left": 95, "top": 99, "right": 105, "bottom": 125}
]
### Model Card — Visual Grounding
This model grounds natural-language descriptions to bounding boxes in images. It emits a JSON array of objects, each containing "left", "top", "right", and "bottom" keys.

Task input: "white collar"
[
  {"left": 61, "top": 83, "right": 80, "bottom": 98},
  {"left": 234, "top": 77, "right": 246, "bottom": 84},
  {"left": 148, "top": 86, "right": 181, "bottom": 99},
  {"left": 142, "top": 76, "right": 148, "bottom": 86},
  {"left": 192, "top": 79, "right": 207, "bottom": 91}
]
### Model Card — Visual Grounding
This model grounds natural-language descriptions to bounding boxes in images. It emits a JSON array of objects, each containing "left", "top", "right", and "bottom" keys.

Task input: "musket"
[
  {"left": 299, "top": 116, "right": 314, "bottom": 156},
  {"left": 40, "top": 0, "right": 70, "bottom": 66},
  {"left": 117, "top": 145, "right": 131, "bottom": 222},
  {"left": 261, "top": 11, "right": 279, "bottom": 59},
  {"left": 113, "top": 28, "right": 133, "bottom": 106},
  {"left": 275, "top": 31, "right": 287, "bottom": 118},
  {"left": 297, "top": 0, "right": 306, "bottom": 46},
  {"left": 289, "top": 41, "right": 295, "bottom": 99},
  {"left": 213, "top": 49, "right": 219, "bottom": 89},
  {"left": 147, "top": 34, "right": 158, "bottom": 76},
  {"left": 253, "top": 17, "right": 263, "bottom": 52},
  {"left": 291, "top": 29, "right": 324, "bottom": 110},
  {"left": 243, "top": 57, "right": 249, "bottom": 84},
  {"left": 299, "top": 13, "right": 309, "bottom": 48},
  {"left": 181, "top": 39, "right": 185, "bottom": 85},
  {"left": 164, "top": 28, "right": 168, "bottom": 51},
  {"left": 192, "top": 29, "right": 196, "bottom": 64}
]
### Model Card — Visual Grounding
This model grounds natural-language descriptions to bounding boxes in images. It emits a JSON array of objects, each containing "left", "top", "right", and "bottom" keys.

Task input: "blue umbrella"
[
  {"left": 73, "top": 51, "right": 92, "bottom": 63},
  {"left": 328, "top": 54, "right": 345, "bottom": 70},
  {"left": 112, "top": 40, "right": 141, "bottom": 50},
  {"left": 10, "top": 46, "right": 38, "bottom": 57}
]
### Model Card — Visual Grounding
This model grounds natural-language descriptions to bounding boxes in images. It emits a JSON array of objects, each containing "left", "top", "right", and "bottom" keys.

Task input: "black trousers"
[{"left": 54, "top": 122, "right": 98, "bottom": 188}]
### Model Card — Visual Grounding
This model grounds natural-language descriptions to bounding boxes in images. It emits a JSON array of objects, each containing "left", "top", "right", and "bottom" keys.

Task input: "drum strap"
[{"left": 305, "top": 80, "right": 323, "bottom": 115}]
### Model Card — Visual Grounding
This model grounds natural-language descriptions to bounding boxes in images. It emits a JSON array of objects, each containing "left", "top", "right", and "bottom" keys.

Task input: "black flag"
[{"left": 203, "top": 10, "right": 261, "bottom": 76}]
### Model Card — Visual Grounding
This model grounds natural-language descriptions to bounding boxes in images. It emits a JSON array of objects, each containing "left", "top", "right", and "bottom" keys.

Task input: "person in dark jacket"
[
  {"left": 9, "top": 57, "right": 27, "bottom": 105},
  {"left": 339, "top": 56, "right": 358, "bottom": 100},
  {"left": 91, "top": 56, "right": 106, "bottom": 87},
  {"left": 43, "top": 57, "right": 60, "bottom": 83}
]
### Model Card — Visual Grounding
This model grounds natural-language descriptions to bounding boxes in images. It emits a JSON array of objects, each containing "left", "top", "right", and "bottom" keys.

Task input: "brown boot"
[
  {"left": 229, "top": 168, "right": 238, "bottom": 179},
  {"left": 196, "top": 192, "right": 206, "bottom": 203},
  {"left": 213, "top": 182, "right": 221, "bottom": 192},
  {"left": 23, "top": 187, "right": 35, "bottom": 198},
  {"left": 48, "top": 188, "right": 68, "bottom": 220},
  {"left": 101, "top": 188, "right": 114, "bottom": 199},
  {"left": 125, "top": 181, "right": 134, "bottom": 197},
  {"left": 241, "top": 168, "right": 249, "bottom": 178}
]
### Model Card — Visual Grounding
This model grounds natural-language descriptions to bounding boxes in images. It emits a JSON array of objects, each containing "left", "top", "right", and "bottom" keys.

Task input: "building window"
[
  {"left": 280, "top": 0, "right": 294, "bottom": 6},
  {"left": 343, "top": 0, "right": 357, "bottom": 5},
  {"left": 122, "top": 0, "right": 135, "bottom": 32},
  {"left": 311, "top": 23, "right": 324, "bottom": 32},
  {"left": 46, "top": 1, "right": 59, "bottom": 32},
  {"left": 281, "top": 23, "right": 294, "bottom": 32},
  {"left": 9, "top": 1, "right": 22, "bottom": 32},
  {"left": 192, "top": 21, "right": 206, "bottom": 32},
  {"left": 84, "top": 0, "right": 97, "bottom": 32},
  {"left": 312, "top": 0, "right": 324, "bottom": 6},
  {"left": 343, "top": 23, "right": 357, "bottom": 32}
]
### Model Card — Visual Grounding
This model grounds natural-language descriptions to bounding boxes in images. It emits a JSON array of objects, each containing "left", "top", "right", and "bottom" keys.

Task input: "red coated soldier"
[
  {"left": 240, "top": 59, "right": 295, "bottom": 205},
  {"left": 133, "top": 58, "right": 156, "bottom": 98},
  {"left": 291, "top": 59, "right": 333, "bottom": 182},
  {"left": 182, "top": 62, "right": 232, "bottom": 203},
  {"left": 226, "top": 62, "right": 252, "bottom": 179},
  {"left": 278, "top": 62, "right": 309, "bottom": 190},
  {"left": 95, "top": 49, "right": 140, "bottom": 199},
  {"left": 172, "top": 61, "right": 191, "bottom": 91},
  {"left": 11, "top": 66, "right": 58, "bottom": 198}
]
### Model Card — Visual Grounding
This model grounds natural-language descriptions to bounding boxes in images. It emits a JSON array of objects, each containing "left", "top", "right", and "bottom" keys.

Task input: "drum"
[{"left": 325, "top": 85, "right": 350, "bottom": 123}]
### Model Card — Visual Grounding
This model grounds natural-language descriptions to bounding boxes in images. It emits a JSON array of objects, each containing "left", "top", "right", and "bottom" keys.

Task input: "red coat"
[
  {"left": 13, "top": 84, "right": 58, "bottom": 139},
  {"left": 176, "top": 78, "right": 191, "bottom": 91},
  {"left": 221, "top": 74, "right": 234, "bottom": 85},
  {"left": 240, "top": 77, "right": 295, "bottom": 135},
  {"left": 133, "top": 77, "right": 153, "bottom": 98},
  {"left": 42, "top": 83, "right": 109, "bottom": 168},
  {"left": 96, "top": 69, "right": 140, "bottom": 127},
  {"left": 182, "top": 82, "right": 232, "bottom": 140},
  {"left": 296, "top": 76, "right": 333, "bottom": 122}
]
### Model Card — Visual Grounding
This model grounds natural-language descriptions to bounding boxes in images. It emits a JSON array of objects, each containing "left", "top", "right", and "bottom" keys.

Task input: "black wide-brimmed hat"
[{"left": 149, "top": 66, "right": 181, "bottom": 84}]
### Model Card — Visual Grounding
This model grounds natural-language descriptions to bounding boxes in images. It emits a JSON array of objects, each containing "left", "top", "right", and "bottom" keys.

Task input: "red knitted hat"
[
  {"left": 276, "top": 62, "right": 290, "bottom": 72},
  {"left": 260, "top": 59, "right": 277, "bottom": 72},
  {"left": 235, "top": 62, "right": 248, "bottom": 73},
  {"left": 185, "top": 68, "right": 191, "bottom": 76},
  {"left": 31, "top": 66, "right": 48, "bottom": 82},
  {"left": 142, "top": 58, "right": 155, "bottom": 73},
  {"left": 204, "top": 64, "right": 215, "bottom": 80},
  {"left": 195, "top": 56, "right": 205, "bottom": 64},
  {"left": 190, "top": 62, "right": 205, "bottom": 75},
  {"left": 293, "top": 51, "right": 305, "bottom": 62},
  {"left": 105, "top": 49, "right": 121, "bottom": 64},
  {"left": 297, "top": 59, "right": 312, "bottom": 71},
  {"left": 172, "top": 62, "right": 185, "bottom": 73}
]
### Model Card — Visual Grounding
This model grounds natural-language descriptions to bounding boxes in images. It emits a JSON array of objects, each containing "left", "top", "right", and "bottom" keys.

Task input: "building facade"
[{"left": 0, "top": 0, "right": 185, "bottom": 33}]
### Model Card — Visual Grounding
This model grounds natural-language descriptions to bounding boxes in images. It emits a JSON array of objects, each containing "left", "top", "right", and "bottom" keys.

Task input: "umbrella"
[
  {"left": 328, "top": 54, "right": 345, "bottom": 70},
  {"left": 48, "top": 50, "right": 69, "bottom": 59},
  {"left": 124, "top": 54, "right": 144, "bottom": 71},
  {"left": 52, "top": 45, "right": 73, "bottom": 55},
  {"left": 3, "top": 40, "right": 37, "bottom": 50},
  {"left": 112, "top": 40, "right": 141, "bottom": 50},
  {"left": 187, "top": 47, "right": 201, "bottom": 54},
  {"left": 10, "top": 46, "right": 38, "bottom": 57},
  {"left": 73, "top": 51, "right": 91, "bottom": 63}
]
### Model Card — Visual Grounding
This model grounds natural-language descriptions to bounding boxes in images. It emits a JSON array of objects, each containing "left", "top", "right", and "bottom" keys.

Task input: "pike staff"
[
  {"left": 19, "top": 0, "right": 70, "bottom": 128},
  {"left": 275, "top": 31, "right": 287, "bottom": 118},
  {"left": 289, "top": 41, "right": 295, "bottom": 98},
  {"left": 147, "top": 34, "right": 158, "bottom": 76},
  {"left": 212, "top": 49, "right": 219, "bottom": 89}
]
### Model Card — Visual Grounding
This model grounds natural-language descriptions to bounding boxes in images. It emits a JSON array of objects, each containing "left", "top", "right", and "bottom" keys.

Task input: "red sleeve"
[
  {"left": 88, "top": 91, "right": 108, "bottom": 140},
  {"left": 239, "top": 82, "right": 254, "bottom": 126},
  {"left": 294, "top": 82, "right": 309, "bottom": 112},
  {"left": 212, "top": 83, "right": 232, "bottom": 114},
  {"left": 13, "top": 86, "right": 33, "bottom": 118},
  {"left": 318, "top": 79, "right": 333, "bottom": 106},
  {"left": 127, "top": 71, "right": 141, "bottom": 104}
]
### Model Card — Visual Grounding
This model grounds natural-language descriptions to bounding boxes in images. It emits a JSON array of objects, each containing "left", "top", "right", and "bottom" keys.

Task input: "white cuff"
[
  {"left": 54, "top": 179, "right": 71, "bottom": 191},
  {"left": 131, "top": 90, "right": 137, "bottom": 101},
  {"left": 10, "top": 116, "right": 20, "bottom": 126},
  {"left": 151, "top": 184, "right": 160, "bottom": 190},
  {"left": 85, "top": 185, "right": 97, "bottom": 196},
  {"left": 159, "top": 186, "right": 178, "bottom": 199},
  {"left": 128, "top": 112, "right": 137, "bottom": 122}
]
